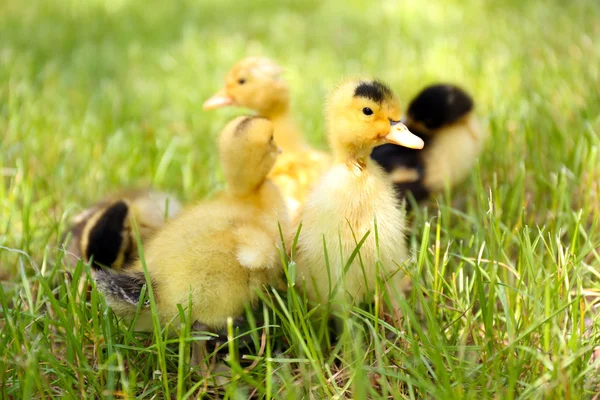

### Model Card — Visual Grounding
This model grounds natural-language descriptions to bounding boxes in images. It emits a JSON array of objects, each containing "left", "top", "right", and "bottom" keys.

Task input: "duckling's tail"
[
  {"left": 83, "top": 201, "right": 132, "bottom": 271},
  {"left": 94, "top": 269, "right": 150, "bottom": 308}
]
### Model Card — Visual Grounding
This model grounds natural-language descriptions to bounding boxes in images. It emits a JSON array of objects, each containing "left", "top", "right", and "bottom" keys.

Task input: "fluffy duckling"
[
  {"left": 63, "top": 190, "right": 181, "bottom": 270},
  {"left": 370, "top": 84, "right": 486, "bottom": 205},
  {"left": 203, "top": 56, "right": 330, "bottom": 218},
  {"left": 294, "top": 79, "right": 424, "bottom": 315},
  {"left": 94, "top": 116, "right": 288, "bottom": 333}
]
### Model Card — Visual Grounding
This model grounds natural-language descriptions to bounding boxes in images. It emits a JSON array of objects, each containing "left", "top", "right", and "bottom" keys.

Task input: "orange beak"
[
  {"left": 385, "top": 123, "right": 424, "bottom": 149},
  {"left": 203, "top": 88, "right": 234, "bottom": 110}
]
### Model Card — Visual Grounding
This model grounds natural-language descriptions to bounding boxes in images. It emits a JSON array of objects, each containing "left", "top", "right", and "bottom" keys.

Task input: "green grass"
[{"left": 2, "top": 0, "right": 600, "bottom": 398}]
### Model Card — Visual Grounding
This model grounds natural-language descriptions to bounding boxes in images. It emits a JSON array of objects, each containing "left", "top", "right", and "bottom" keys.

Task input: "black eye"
[
  {"left": 238, "top": 78, "right": 246, "bottom": 85},
  {"left": 362, "top": 107, "right": 373, "bottom": 116}
]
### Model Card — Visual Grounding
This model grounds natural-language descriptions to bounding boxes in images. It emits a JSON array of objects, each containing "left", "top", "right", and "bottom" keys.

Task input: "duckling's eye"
[
  {"left": 270, "top": 135, "right": 274, "bottom": 143},
  {"left": 238, "top": 78, "right": 246, "bottom": 85},
  {"left": 362, "top": 107, "right": 374, "bottom": 116}
]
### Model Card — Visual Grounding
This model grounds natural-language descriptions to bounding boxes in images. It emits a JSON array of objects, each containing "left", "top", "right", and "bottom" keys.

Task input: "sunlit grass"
[{"left": 1, "top": 0, "right": 600, "bottom": 398}]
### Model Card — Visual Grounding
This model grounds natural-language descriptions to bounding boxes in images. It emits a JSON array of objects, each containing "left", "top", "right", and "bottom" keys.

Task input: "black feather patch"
[
  {"left": 371, "top": 126, "right": 431, "bottom": 205},
  {"left": 407, "top": 84, "right": 474, "bottom": 130},
  {"left": 353, "top": 80, "right": 393, "bottom": 104},
  {"left": 95, "top": 269, "right": 151, "bottom": 306},
  {"left": 85, "top": 201, "right": 129, "bottom": 270}
]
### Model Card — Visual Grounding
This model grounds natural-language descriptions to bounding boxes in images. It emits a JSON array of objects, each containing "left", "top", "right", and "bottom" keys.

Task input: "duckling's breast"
[{"left": 295, "top": 163, "right": 408, "bottom": 304}]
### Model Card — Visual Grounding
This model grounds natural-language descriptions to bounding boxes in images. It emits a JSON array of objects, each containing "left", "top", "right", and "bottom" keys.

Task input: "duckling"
[
  {"left": 63, "top": 190, "right": 182, "bottom": 270},
  {"left": 93, "top": 116, "right": 288, "bottom": 334},
  {"left": 203, "top": 56, "right": 330, "bottom": 218},
  {"left": 293, "top": 79, "right": 424, "bottom": 316},
  {"left": 370, "top": 84, "right": 485, "bottom": 206}
]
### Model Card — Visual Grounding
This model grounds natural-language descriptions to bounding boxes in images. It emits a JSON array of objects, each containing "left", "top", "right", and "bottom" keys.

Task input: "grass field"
[{"left": 2, "top": 0, "right": 600, "bottom": 398}]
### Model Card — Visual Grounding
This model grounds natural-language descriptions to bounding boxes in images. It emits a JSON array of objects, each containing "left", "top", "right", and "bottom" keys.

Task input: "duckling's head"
[
  {"left": 219, "top": 116, "right": 279, "bottom": 195},
  {"left": 405, "top": 84, "right": 474, "bottom": 133},
  {"left": 203, "top": 57, "right": 289, "bottom": 118},
  {"left": 327, "top": 79, "right": 424, "bottom": 162}
]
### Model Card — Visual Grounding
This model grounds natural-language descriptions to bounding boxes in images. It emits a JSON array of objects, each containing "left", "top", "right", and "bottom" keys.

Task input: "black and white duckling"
[
  {"left": 63, "top": 190, "right": 181, "bottom": 270},
  {"left": 293, "top": 79, "right": 423, "bottom": 318},
  {"left": 93, "top": 116, "right": 288, "bottom": 335},
  {"left": 370, "top": 84, "right": 486, "bottom": 206}
]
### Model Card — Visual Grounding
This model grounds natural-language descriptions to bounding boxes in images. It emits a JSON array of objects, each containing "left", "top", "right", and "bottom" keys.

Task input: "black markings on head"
[
  {"left": 95, "top": 270, "right": 152, "bottom": 306},
  {"left": 407, "top": 84, "right": 474, "bottom": 130},
  {"left": 354, "top": 80, "right": 393, "bottom": 104},
  {"left": 85, "top": 201, "right": 129, "bottom": 269}
]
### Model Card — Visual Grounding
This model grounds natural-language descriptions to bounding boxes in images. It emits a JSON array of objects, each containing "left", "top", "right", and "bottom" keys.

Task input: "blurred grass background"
[
  {"left": 1, "top": 0, "right": 600, "bottom": 398},
  {"left": 1, "top": 0, "right": 599, "bottom": 259}
]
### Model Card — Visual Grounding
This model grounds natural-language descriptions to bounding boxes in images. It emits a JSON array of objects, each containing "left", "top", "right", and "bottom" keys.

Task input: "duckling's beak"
[
  {"left": 385, "top": 122, "right": 424, "bottom": 149},
  {"left": 203, "top": 89, "right": 234, "bottom": 110}
]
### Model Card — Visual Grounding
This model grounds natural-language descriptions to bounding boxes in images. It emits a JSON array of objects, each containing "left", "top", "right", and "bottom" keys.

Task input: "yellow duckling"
[
  {"left": 371, "top": 84, "right": 486, "bottom": 206},
  {"left": 293, "top": 79, "right": 424, "bottom": 315},
  {"left": 93, "top": 116, "right": 288, "bottom": 332},
  {"left": 63, "top": 190, "right": 181, "bottom": 270},
  {"left": 203, "top": 56, "right": 330, "bottom": 219}
]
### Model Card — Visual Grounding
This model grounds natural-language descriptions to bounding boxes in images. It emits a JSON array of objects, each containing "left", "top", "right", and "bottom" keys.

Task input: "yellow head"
[
  {"left": 326, "top": 79, "right": 425, "bottom": 162},
  {"left": 203, "top": 57, "right": 290, "bottom": 118},
  {"left": 219, "top": 116, "right": 279, "bottom": 195}
]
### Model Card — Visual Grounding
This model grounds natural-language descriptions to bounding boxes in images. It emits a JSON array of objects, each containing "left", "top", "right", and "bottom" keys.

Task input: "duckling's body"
[
  {"left": 101, "top": 187, "right": 283, "bottom": 329},
  {"left": 64, "top": 190, "right": 181, "bottom": 270},
  {"left": 371, "top": 84, "right": 485, "bottom": 205},
  {"left": 204, "top": 57, "right": 330, "bottom": 218},
  {"left": 418, "top": 112, "right": 483, "bottom": 191},
  {"left": 296, "top": 161, "right": 407, "bottom": 305},
  {"left": 294, "top": 80, "right": 424, "bottom": 310},
  {"left": 95, "top": 117, "right": 288, "bottom": 330}
]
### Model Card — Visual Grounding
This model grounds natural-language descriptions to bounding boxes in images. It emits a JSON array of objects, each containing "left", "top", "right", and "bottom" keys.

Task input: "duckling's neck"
[
  {"left": 333, "top": 148, "right": 373, "bottom": 173},
  {"left": 263, "top": 106, "right": 307, "bottom": 152}
]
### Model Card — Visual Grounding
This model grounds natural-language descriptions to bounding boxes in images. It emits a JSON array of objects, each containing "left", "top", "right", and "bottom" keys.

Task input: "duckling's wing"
[{"left": 233, "top": 226, "right": 277, "bottom": 270}]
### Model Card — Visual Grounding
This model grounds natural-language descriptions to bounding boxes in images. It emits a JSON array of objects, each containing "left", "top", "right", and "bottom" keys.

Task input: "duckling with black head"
[
  {"left": 293, "top": 79, "right": 423, "bottom": 321},
  {"left": 370, "top": 84, "right": 486, "bottom": 207}
]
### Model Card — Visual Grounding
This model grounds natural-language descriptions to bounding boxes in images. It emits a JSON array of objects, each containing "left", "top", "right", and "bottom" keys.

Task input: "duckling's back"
[
  {"left": 421, "top": 115, "right": 485, "bottom": 191},
  {"left": 127, "top": 198, "right": 281, "bottom": 328}
]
